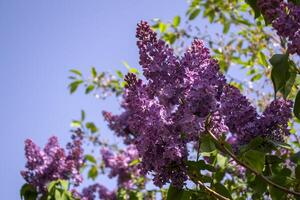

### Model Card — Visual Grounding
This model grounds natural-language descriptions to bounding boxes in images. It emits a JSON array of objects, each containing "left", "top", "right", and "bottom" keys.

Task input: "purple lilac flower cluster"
[
  {"left": 101, "top": 145, "right": 142, "bottom": 189},
  {"left": 75, "top": 184, "right": 116, "bottom": 200},
  {"left": 21, "top": 135, "right": 83, "bottom": 192},
  {"left": 71, "top": 145, "right": 139, "bottom": 200},
  {"left": 257, "top": 0, "right": 300, "bottom": 55},
  {"left": 103, "top": 21, "right": 292, "bottom": 187}
]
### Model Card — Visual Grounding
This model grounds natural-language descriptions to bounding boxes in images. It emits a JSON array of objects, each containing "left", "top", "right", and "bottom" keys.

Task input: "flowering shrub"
[
  {"left": 19, "top": 1, "right": 300, "bottom": 199},
  {"left": 103, "top": 21, "right": 292, "bottom": 188}
]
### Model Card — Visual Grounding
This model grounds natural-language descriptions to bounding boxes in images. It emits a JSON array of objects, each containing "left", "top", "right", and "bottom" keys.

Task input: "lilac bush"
[
  {"left": 20, "top": 17, "right": 299, "bottom": 199},
  {"left": 103, "top": 21, "right": 293, "bottom": 187}
]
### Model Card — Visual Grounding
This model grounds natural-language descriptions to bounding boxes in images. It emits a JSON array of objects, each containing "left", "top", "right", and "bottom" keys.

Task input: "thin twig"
[{"left": 206, "top": 128, "right": 300, "bottom": 197}]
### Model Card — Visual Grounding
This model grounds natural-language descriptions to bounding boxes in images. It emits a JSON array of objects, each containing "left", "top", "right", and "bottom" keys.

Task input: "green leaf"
[
  {"left": 88, "top": 165, "right": 98, "bottom": 180},
  {"left": 58, "top": 180, "right": 69, "bottom": 190},
  {"left": 214, "top": 170, "right": 225, "bottom": 182},
  {"left": 69, "top": 80, "right": 83, "bottom": 94},
  {"left": 216, "top": 154, "right": 228, "bottom": 168},
  {"left": 296, "top": 165, "right": 300, "bottom": 179},
  {"left": 251, "top": 73, "right": 262, "bottom": 82},
  {"left": 269, "top": 175, "right": 292, "bottom": 200},
  {"left": 214, "top": 183, "right": 232, "bottom": 199},
  {"left": 200, "top": 135, "right": 216, "bottom": 153},
  {"left": 258, "top": 52, "right": 269, "bottom": 67},
  {"left": 86, "top": 122, "right": 98, "bottom": 133},
  {"left": 173, "top": 16, "right": 181, "bottom": 27},
  {"left": 187, "top": 160, "right": 215, "bottom": 172},
  {"left": 91, "top": 67, "right": 97, "bottom": 78},
  {"left": 223, "top": 21, "right": 230, "bottom": 34},
  {"left": 159, "top": 22, "right": 168, "bottom": 33},
  {"left": 294, "top": 90, "right": 300, "bottom": 119},
  {"left": 242, "top": 150, "right": 265, "bottom": 173},
  {"left": 291, "top": 151, "right": 300, "bottom": 164},
  {"left": 20, "top": 184, "right": 38, "bottom": 200},
  {"left": 47, "top": 181, "right": 57, "bottom": 193},
  {"left": 69, "top": 69, "right": 82, "bottom": 77},
  {"left": 129, "top": 67, "right": 139, "bottom": 74},
  {"left": 117, "top": 188, "right": 127, "bottom": 200},
  {"left": 129, "top": 159, "right": 141, "bottom": 166},
  {"left": 281, "top": 71, "right": 296, "bottom": 98},
  {"left": 116, "top": 70, "right": 123, "bottom": 79},
  {"left": 289, "top": 0, "right": 300, "bottom": 5},
  {"left": 164, "top": 33, "right": 177, "bottom": 44},
  {"left": 123, "top": 61, "right": 139, "bottom": 74},
  {"left": 70, "top": 120, "right": 81, "bottom": 128},
  {"left": 239, "top": 137, "right": 264, "bottom": 154},
  {"left": 270, "top": 54, "right": 290, "bottom": 96},
  {"left": 166, "top": 185, "right": 190, "bottom": 200},
  {"left": 250, "top": 175, "right": 267, "bottom": 195},
  {"left": 245, "top": 0, "right": 261, "bottom": 18},
  {"left": 129, "top": 191, "right": 144, "bottom": 200},
  {"left": 85, "top": 84, "right": 95, "bottom": 94},
  {"left": 55, "top": 189, "right": 63, "bottom": 199},
  {"left": 85, "top": 154, "right": 97, "bottom": 164},
  {"left": 266, "top": 155, "right": 283, "bottom": 165},
  {"left": 81, "top": 110, "right": 85, "bottom": 121},
  {"left": 189, "top": 9, "right": 200, "bottom": 20}
]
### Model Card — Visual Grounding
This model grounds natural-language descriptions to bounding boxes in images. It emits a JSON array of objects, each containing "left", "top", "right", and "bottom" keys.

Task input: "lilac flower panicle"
[
  {"left": 101, "top": 21, "right": 293, "bottom": 187},
  {"left": 21, "top": 136, "right": 83, "bottom": 192},
  {"left": 259, "top": 99, "right": 293, "bottom": 142},
  {"left": 101, "top": 145, "right": 141, "bottom": 189},
  {"left": 80, "top": 184, "right": 116, "bottom": 200},
  {"left": 220, "top": 85, "right": 259, "bottom": 145},
  {"left": 257, "top": 0, "right": 300, "bottom": 55}
]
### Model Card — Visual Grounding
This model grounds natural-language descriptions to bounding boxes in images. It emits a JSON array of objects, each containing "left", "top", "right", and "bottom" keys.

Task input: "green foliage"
[
  {"left": 270, "top": 54, "right": 290, "bottom": 96},
  {"left": 242, "top": 150, "right": 265, "bottom": 173},
  {"left": 294, "top": 90, "right": 300, "bottom": 119},
  {"left": 88, "top": 165, "right": 98, "bottom": 180},
  {"left": 23, "top": 1, "right": 300, "bottom": 199},
  {"left": 245, "top": 0, "right": 260, "bottom": 18},
  {"left": 85, "top": 122, "right": 98, "bottom": 133},
  {"left": 69, "top": 80, "right": 83, "bottom": 94},
  {"left": 166, "top": 185, "right": 191, "bottom": 200},
  {"left": 200, "top": 135, "right": 216, "bottom": 153},
  {"left": 20, "top": 184, "right": 38, "bottom": 200},
  {"left": 85, "top": 154, "right": 97, "bottom": 164},
  {"left": 47, "top": 180, "right": 75, "bottom": 200},
  {"left": 173, "top": 16, "right": 181, "bottom": 27}
]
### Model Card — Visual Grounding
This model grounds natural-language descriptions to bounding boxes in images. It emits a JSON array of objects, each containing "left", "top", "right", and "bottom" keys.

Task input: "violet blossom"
[
  {"left": 21, "top": 135, "right": 83, "bottom": 192},
  {"left": 257, "top": 0, "right": 300, "bottom": 55},
  {"left": 101, "top": 145, "right": 142, "bottom": 189},
  {"left": 100, "top": 21, "right": 292, "bottom": 187}
]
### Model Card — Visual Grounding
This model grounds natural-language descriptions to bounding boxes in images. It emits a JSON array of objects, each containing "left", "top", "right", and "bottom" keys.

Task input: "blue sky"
[{"left": 0, "top": 0, "right": 192, "bottom": 199}]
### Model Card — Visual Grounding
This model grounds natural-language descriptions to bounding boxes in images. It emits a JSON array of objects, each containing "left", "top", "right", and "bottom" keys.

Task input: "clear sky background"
[{"left": 0, "top": 1, "right": 195, "bottom": 199}]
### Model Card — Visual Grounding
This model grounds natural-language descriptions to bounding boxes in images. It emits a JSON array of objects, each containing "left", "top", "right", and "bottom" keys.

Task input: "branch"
[
  {"left": 190, "top": 177, "right": 230, "bottom": 200},
  {"left": 205, "top": 127, "right": 300, "bottom": 197}
]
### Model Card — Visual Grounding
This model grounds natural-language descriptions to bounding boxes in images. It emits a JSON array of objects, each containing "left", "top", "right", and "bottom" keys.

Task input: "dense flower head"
[
  {"left": 79, "top": 184, "right": 116, "bottom": 200},
  {"left": 21, "top": 135, "right": 83, "bottom": 192},
  {"left": 259, "top": 98, "right": 293, "bottom": 142},
  {"left": 101, "top": 145, "right": 141, "bottom": 189},
  {"left": 257, "top": 0, "right": 300, "bottom": 55},
  {"left": 103, "top": 21, "right": 293, "bottom": 187},
  {"left": 220, "top": 85, "right": 259, "bottom": 145}
]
